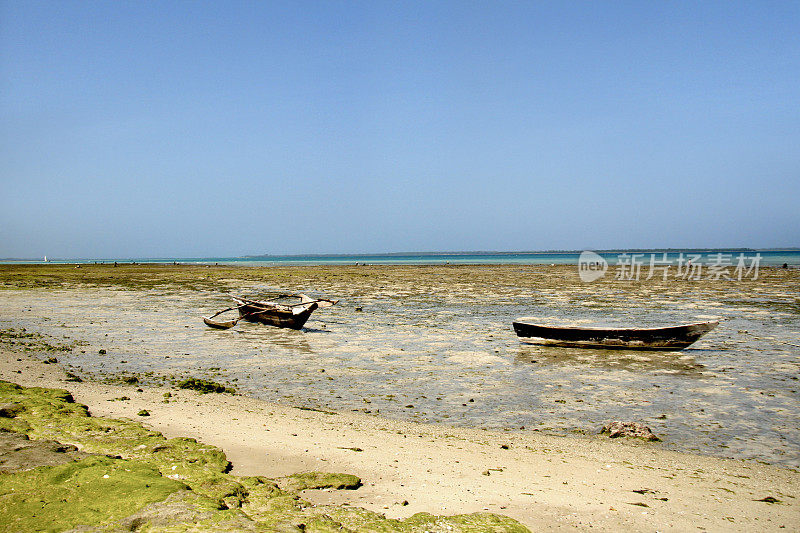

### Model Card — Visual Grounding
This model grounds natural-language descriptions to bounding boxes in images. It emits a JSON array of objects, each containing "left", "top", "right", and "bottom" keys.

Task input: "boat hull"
[
  {"left": 234, "top": 297, "right": 318, "bottom": 330},
  {"left": 512, "top": 321, "right": 718, "bottom": 350}
]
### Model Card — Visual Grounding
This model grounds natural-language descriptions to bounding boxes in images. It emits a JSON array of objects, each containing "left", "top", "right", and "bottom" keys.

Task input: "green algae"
[
  {"left": 278, "top": 471, "right": 362, "bottom": 491},
  {"left": 406, "top": 512, "right": 532, "bottom": 533},
  {"left": 0, "top": 328, "right": 73, "bottom": 353},
  {"left": 0, "top": 381, "right": 530, "bottom": 532},
  {"left": 176, "top": 377, "right": 236, "bottom": 394},
  {"left": 0, "top": 455, "right": 186, "bottom": 532},
  {"left": 0, "top": 411, "right": 31, "bottom": 434}
]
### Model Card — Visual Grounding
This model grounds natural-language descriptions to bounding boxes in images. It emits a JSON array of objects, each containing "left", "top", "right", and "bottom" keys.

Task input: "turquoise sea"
[{"left": 8, "top": 249, "right": 800, "bottom": 266}]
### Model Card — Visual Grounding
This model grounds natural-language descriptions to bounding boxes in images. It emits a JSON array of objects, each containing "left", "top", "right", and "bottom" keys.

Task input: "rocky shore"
[{"left": 0, "top": 363, "right": 526, "bottom": 532}]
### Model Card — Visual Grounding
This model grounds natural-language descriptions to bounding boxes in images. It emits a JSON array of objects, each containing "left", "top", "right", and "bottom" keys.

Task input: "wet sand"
[{"left": 2, "top": 347, "right": 798, "bottom": 531}]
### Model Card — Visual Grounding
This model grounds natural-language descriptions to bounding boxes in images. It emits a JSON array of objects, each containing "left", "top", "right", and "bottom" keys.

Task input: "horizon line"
[{"left": 3, "top": 247, "right": 799, "bottom": 262}]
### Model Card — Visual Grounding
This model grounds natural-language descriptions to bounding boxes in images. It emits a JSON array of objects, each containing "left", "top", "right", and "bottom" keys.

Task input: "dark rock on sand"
[
  {"left": 0, "top": 402, "right": 24, "bottom": 418},
  {"left": 600, "top": 421, "right": 661, "bottom": 441},
  {"left": 0, "top": 430, "right": 90, "bottom": 472}
]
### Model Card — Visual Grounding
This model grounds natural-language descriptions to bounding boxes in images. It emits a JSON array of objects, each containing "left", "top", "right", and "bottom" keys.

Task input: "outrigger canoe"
[
  {"left": 203, "top": 294, "right": 337, "bottom": 330},
  {"left": 512, "top": 320, "right": 718, "bottom": 350}
]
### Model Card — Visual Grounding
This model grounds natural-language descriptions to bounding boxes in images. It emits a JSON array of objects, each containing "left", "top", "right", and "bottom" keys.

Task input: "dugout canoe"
[
  {"left": 512, "top": 320, "right": 718, "bottom": 350},
  {"left": 203, "top": 294, "right": 337, "bottom": 330}
]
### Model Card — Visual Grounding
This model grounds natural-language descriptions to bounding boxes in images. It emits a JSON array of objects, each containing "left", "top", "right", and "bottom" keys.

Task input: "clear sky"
[{"left": 1, "top": 1, "right": 798, "bottom": 258}]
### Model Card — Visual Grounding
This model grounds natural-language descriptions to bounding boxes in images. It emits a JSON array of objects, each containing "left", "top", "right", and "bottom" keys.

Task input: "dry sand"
[{"left": 2, "top": 347, "right": 797, "bottom": 532}]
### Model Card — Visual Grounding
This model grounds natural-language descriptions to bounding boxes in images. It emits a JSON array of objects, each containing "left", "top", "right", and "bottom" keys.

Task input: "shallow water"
[{"left": 2, "top": 265, "right": 798, "bottom": 467}]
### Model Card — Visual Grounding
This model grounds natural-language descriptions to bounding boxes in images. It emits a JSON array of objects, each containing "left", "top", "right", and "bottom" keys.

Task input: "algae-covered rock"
[
  {"left": 0, "top": 402, "right": 24, "bottom": 418},
  {"left": 0, "top": 413, "right": 31, "bottom": 434},
  {"left": 197, "top": 474, "right": 249, "bottom": 509},
  {"left": 405, "top": 511, "right": 532, "bottom": 532},
  {"left": 278, "top": 471, "right": 363, "bottom": 492},
  {"left": 106, "top": 490, "right": 219, "bottom": 531},
  {"left": 0, "top": 380, "right": 531, "bottom": 532},
  {"left": 321, "top": 507, "right": 531, "bottom": 533},
  {"left": 0, "top": 455, "right": 186, "bottom": 532},
  {"left": 0, "top": 381, "right": 231, "bottom": 501},
  {"left": 0, "top": 430, "right": 90, "bottom": 472},
  {"left": 177, "top": 377, "right": 236, "bottom": 394}
]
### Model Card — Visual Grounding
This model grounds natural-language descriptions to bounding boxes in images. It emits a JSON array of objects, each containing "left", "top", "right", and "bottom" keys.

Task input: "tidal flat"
[{"left": 1, "top": 263, "right": 798, "bottom": 467}]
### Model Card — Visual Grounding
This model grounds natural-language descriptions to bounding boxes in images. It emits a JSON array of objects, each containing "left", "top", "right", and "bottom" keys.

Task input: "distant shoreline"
[
  {"left": 2, "top": 247, "right": 799, "bottom": 264},
  {"left": 243, "top": 247, "right": 799, "bottom": 258}
]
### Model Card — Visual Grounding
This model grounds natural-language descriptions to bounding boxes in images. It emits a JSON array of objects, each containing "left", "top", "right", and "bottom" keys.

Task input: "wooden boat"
[
  {"left": 203, "top": 294, "right": 337, "bottom": 330},
  {"left": 512, "top": 320, "right": 718, "bottom": 350}
]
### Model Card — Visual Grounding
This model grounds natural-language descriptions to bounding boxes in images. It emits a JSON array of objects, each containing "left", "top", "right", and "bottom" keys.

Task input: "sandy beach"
[{"left": 2, "top": 346, "right": 798, "bottom": 531}]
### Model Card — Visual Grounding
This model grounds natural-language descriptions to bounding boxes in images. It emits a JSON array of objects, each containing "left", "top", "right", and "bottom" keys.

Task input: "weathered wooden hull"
[
  {"left": 512, "top": 321, "right": 718, "bottom": 350},
  {"left": 233, "top": 297, "right": 318, "bottom": 330}
]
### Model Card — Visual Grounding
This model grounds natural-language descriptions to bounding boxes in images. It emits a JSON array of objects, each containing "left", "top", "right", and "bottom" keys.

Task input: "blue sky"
[{"left": 1, "top": 1, "right": 798, "bottom": 258}]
